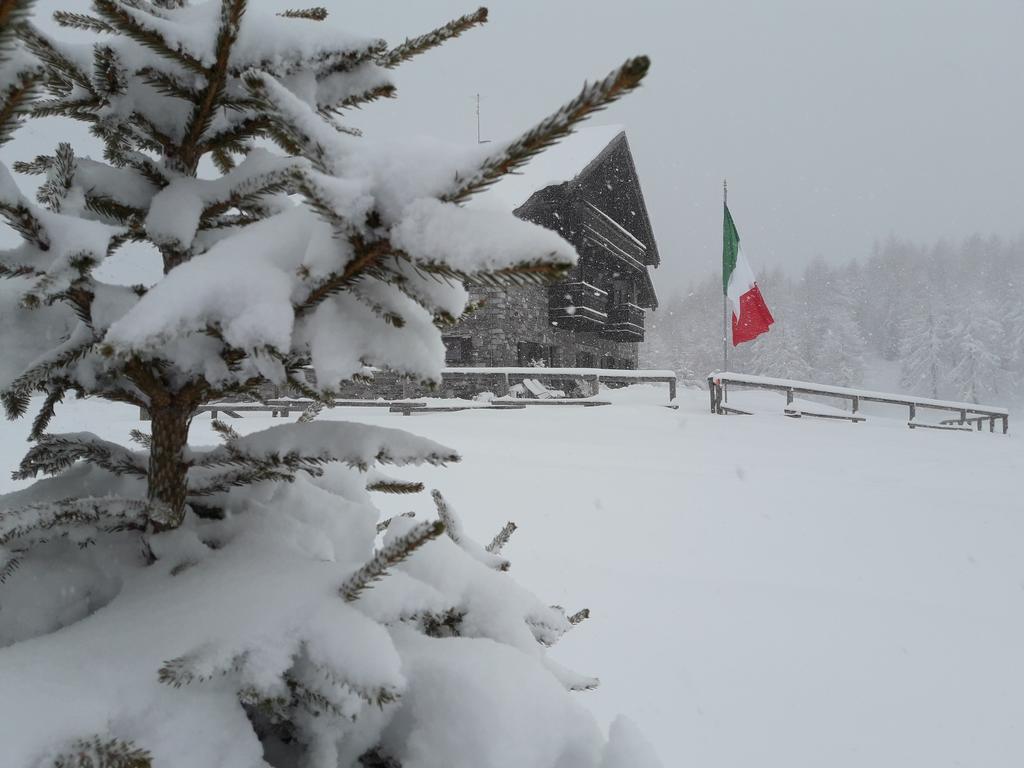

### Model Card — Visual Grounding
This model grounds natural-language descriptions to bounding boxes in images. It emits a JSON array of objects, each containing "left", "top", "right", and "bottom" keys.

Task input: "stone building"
[{"left": 444, "top": 126, "right": 660, "bottom": 370}]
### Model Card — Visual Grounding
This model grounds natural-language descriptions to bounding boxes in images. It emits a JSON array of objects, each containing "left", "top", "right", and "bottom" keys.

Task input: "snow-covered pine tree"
[
  {"left": 898, "top": 287, "right": 950, "bottom": 399},
  {"left": 0, "top": 3, "right": 660, "bottom": 766},
  {"left": 947, "top": 298, "right": 1005, "bottom": 404}
]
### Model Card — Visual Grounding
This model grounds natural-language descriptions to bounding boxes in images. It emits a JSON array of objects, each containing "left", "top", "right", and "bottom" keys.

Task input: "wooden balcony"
[
  {"left": 600, "top": 303, "right": 645, "bottom": 342},
  {"left": 548, "top": 281, "right": 608, "bottom": 331}
]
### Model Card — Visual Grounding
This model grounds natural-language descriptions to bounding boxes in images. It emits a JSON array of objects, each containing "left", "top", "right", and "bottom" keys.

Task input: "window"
[
  {"left": 547, "top": 345, "right": 561, "bottom": 368},
  {"left": 610, "top": 280, "right": 633, "bottom": 306},
  {"left": 576, "top": 351, "right": 595, "bottom": 368},
  {"left": 443, "top": 336, "right": 472, "bottom": 366},
  {"left": 517, "top": 341, "right": 546, "bottom": 367}
]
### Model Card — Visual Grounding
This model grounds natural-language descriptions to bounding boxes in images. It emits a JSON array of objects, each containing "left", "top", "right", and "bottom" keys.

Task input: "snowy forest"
[{"left": 644, "top": 235, "right": 1024, "bottom": 405}]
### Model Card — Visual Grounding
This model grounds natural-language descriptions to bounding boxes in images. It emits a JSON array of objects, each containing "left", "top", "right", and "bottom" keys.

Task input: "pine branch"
[
  {"left": 238, "top": 38, "right": 387, "bottom": 79},
  {"left": 292, "top": 400, "right": 322, "bottom": 424},
  {"left": 0, "top": 194, "right": 48, "bottom": 250},
  {"left": 485, "top": 520, "right": 517, "bottom": 554},
  {"left": 176, "top": 0, "right": 246, "bottom": 174},
  {"left": 29, "top": 385, "right": 65, "bottom": 440},
  {"left": 187, "top": 463, "right": 299, "bottom": 496},
  {"left": 420, "top": 606, "right": 465, "bottom": 637},
  {"left": 15, "top": 433, "right": 147, "bottom": 480},
  {"left": 136, "top": 66, "right": 199, "bottom": 102},
  {"left": 277, "top": 7, "right": 327, "bottom": 21},
  {"left": 50, "top": 736, "right": 152, "bottom": 768},
  {"left": 0, "top": 496, "right": 150, "bottom": 548},
  {"left": 17, "top": 23, "right": 94, "bottom": 93},
  {"left": 432, "top": 489, "right": 510, "bottom": 570},
  {"left": 568, "top": 607, "right": 590, "bottom": 625},
  {"left": 84, "top": 193, "right": 146, "bottom": 226},
  {"left": 158, "top": 646, "right": 247, "bottom": 687},
  {"left": 11, "top": 153, "right": 52, "bottom": 174},
  {"left": 375, "top": 510, "right": 414, "bottom": 533},
  {"left": 0, "top": 66, "right": 40, "bottom": 148},
  {"left": 377, "top": 7, "right": 488, "bottom": 69},
  {"left": 339, "top": 519, "right": 444, "bottom": 601},
  {"left": 92, "top": 44, "right": 128, "bottom": 97},
  {"left": 326, "top": 83, "right": 396, "bottom": 113},
  {"left": 29, "top": 95, "right": 102, "bottom": 120},
  {"left": 35, "top": 141, "right": 75, "bottom": 212},
  {"left": 0, "top": 0, "right": 36, "bottom": 49},
  {"left": 443, "top": 55, "right": 650, "bottom": 203},
  {"left": 367, "top": 479, "right": 424, "bottom": 495},
  {"left": 358, "top": 748, "right": 402, "bottom": 768},
  {"left": 128, "top": 428, "right": 152, "bottom": 448},
  {"left": 210, "top": 417, "right": 240, "bottom": 443},
  {"left": 293, "top": 236, "right": 395, "bottom": 317},
  {"left": 92, "top": 0, "right": 206, "bottom": 75},
  {"left": 1, "top": 341, "right": 95, "bottom": 419},
  {"left": 52, "top": 10, "right": 116, "bottom": 33}
]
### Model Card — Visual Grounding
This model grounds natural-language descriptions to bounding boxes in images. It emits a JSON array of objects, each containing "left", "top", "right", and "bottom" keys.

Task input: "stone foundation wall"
[
  {"left": 275, "top": 368, "right": 599, "bottom": 401},
  {"left": 449, "top": 285, "right": 638, "bottom": 368}
]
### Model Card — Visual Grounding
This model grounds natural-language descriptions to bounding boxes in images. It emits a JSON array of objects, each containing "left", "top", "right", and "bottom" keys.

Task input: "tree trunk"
[{"left": 147, "top": 401, "right": 192, "bottom": 531}]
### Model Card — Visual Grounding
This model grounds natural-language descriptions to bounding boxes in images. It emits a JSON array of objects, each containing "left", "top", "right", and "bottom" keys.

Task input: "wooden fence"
[{"left": 707, "top": 372, "right": 1009, "bottom": 434}]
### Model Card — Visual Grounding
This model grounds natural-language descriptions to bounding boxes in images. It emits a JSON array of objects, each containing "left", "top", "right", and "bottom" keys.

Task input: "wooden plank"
[
  {"left": 908, "top": 421, "right": 973, "bottom": 432},
  {"left": 785, "top": 408, "right": 865, "bottom": 423},
  {"left": 720, "top": 405, "right": 751, "bottom": 416}
]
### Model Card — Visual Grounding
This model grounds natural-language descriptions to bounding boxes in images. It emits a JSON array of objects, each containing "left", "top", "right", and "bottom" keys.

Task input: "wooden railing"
[{"left": 707, "top": 372, "right": 1009, "bottom": 434}]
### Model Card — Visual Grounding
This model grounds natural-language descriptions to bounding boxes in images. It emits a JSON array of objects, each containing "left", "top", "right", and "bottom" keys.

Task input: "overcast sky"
[
  {"left": 341, "top": 0, "right": 1024, "bottom": 297},
  {"left": 10, "top": 0, "right": 1024, "bottom": 298}
]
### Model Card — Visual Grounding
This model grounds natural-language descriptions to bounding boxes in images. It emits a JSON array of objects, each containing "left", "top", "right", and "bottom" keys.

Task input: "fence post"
[
  {"left": 851, "top": 396, "right": 859, "bottom": 414},
  {"left": 909, "top": 403, "right": 916, "bottom": 423},
  {"left": 786, "top": 388, "right": 794, "bottom": 405}
]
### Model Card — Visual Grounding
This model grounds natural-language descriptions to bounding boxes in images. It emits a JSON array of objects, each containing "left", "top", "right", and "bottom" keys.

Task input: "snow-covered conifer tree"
[
  {"left": 899, "top": 291, "right": 950, "bottom": 399},
  {"left": 948, "top": 301, "right": 1005, "bottom": 404},
  {"left": 0, "top": 2, "right": 660, "bottom": 766}
]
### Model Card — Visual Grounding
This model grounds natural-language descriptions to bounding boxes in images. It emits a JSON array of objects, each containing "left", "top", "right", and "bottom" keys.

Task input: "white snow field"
[{"left": 2, "top": 384, "right": 1022, "bottom": 767}]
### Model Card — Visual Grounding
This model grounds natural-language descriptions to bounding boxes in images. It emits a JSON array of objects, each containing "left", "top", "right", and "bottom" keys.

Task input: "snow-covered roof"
[{"left": 471, "top": 125, "right": 625, "bottom": 212}]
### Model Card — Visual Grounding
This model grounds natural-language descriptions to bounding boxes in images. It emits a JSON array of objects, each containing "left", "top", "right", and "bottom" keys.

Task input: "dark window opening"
[
  {"left": 576, "top": 351, "right": 595, "bottom": 368},
  {"left": 517, "top": 341, "right": 546, "bottom": 367},
  {"left": 443, "top": 336, "right": 472, "bottom": 366}
]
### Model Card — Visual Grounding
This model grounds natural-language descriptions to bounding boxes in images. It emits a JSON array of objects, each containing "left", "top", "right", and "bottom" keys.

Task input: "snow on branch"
[
  {"left": 431, "top": 489, "right": 510, "bottom": 571},
  {"left": 91, "top": 0, "right": 206, "bottom": 75},
  {"left": 377, "top": 7, "right": 488, "bottom": 69},
  {"left": 158, "top": 644, "right": 248, "bottom": 688},
  {"left": 48, "top": 736, "right": 152, "bottom": 768},
  {"left": 0, "top": 334, "right": 95, "bottom": 419},
  {"left": 0, "top": 496, "right": 150, "bottom": 579},
  {"left": 192, "top": 421, "right": 459, "bottom": 473},
  {"left": 277, "top": 7, "right": 328, "bottom": 22},
  {"left": 376, "top": 510, "right": 415, "bottom": 533},
  {"left": 14, "top": 432, "right": 147, "bottom": 480},
  {"left": 51, "top": 10, "right": 117, "bottom": 35},
  {"left": 443, "top": 55, "right": 650, "bottom": 204},
  {"left": 340, "top": 519, "right": 444, "bottom": 601},
  {"left": 0, "top": 7, "right": 42, "bottom": 149},
  {"left": 485, "top": 520, "right": 517, "bottom": 554}
]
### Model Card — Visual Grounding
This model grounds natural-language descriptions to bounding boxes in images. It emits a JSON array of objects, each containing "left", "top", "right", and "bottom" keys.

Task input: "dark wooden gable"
[
  {"left": 570, "top": 132, "right": 660, "bottom": 268},
  {"left": 514, "top": 130, "right": 659, "bottom": 314}
]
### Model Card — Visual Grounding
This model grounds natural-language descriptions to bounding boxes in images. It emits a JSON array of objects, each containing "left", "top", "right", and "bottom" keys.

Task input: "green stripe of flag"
[{"left": 723, "top": 203, "right": 740, "bottom": 295}]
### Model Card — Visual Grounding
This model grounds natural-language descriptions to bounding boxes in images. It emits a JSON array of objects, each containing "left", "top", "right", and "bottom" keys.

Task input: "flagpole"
[{"left": 722, "top": 178, "right": 729, "bottom": 375}]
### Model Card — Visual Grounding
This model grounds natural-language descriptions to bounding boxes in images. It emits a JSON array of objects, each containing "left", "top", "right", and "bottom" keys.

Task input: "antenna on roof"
[{"left": 475, "top": 93, "right": 491, "bottom": 144}]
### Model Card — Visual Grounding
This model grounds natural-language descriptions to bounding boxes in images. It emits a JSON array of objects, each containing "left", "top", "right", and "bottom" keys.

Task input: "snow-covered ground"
[{"left": 2, "top": 385, "right": 1022, "bottom": 767}]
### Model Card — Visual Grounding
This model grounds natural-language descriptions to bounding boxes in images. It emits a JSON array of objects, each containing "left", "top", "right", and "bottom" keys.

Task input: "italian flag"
[{"left": 723, "top": 204, "right": 774, "bottom": 345}]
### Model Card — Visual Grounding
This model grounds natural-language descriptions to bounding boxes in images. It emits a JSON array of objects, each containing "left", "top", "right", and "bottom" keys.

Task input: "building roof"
[{"left": 470, "top": 125, "right": 628, "bottom": 213}]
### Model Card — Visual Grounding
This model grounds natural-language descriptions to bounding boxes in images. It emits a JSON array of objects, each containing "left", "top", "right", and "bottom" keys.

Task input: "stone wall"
[
  {"left": 285, "top": 367, "right": 599, "bottom": 401},
  {"left": 447, "top": 285, "right": 639, "bottom": 368}
]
